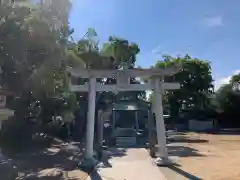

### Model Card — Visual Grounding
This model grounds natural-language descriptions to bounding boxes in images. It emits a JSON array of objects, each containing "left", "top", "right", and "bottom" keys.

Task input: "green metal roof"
[{"left": 112, "top": 100, "right": 150, "bottom": 111}]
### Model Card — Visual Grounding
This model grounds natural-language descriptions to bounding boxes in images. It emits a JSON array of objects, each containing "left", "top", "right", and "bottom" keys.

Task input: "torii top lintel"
[{"left": 67, "top": 64, "right": 182, "bottom": 78}]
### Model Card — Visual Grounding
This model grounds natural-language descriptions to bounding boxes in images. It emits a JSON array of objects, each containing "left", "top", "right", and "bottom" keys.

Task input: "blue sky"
[{"left": 69, "top": 0, "right": 240, "bottom": 89}]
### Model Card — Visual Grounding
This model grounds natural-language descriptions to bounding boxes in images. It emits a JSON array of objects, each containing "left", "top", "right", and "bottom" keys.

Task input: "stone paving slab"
[
  {"left": 64, "top": 169, "right": 90, "bottom": 180},
  {"left": 87, "top": 148, "right": 167, "bottom": 180}
]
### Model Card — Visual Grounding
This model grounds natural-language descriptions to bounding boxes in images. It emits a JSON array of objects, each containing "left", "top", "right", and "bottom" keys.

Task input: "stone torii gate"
[{"left": 67, "top": 65, "right": 181, "bottom": 167}]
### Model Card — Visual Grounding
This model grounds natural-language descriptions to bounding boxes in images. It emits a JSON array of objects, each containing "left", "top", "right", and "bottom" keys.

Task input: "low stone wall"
[{"left": 188, "top": 119, "right": 214, "bottom": 131}]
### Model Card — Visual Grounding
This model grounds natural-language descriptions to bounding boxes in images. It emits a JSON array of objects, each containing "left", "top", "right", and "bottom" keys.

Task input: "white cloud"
[
  {"left": 215, "top": 70, "right": 240, "bottom": 90},
  {"left": 203, "top": 16, "right": 223, "bottom": 27}
]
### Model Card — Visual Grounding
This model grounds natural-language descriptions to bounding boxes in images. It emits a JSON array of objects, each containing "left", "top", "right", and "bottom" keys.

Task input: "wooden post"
[
  {"left": 111, "top": 110, "right": 116, "bottom": 146},
  {"left": 97, "top": 110, "right": 104, "bottom": 159},
  {"left": 135, "top": 111, "right": 139, "bottom": 131},
  {"left": 148, "top": 110, "right": 156, "bottom": 158},
  {"left": 112, "top": 110, "right": 115, "bottom": 132}
]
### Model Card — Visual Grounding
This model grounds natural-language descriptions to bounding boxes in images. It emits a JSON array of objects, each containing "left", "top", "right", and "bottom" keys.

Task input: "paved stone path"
[{"left": 88, "top": 148, "right": 167, "bottom": 180}]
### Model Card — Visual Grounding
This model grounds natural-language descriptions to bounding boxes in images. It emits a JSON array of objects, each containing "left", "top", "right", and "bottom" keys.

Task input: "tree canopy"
[
  {"left": 149, "top": 55, "right": 214, "bottom": 120},
  {"left": 0, "top": 1, "right": 70, "bottom": 96},
  {"left": 213, "top": 73, "right": 240, "bottom": 127}
]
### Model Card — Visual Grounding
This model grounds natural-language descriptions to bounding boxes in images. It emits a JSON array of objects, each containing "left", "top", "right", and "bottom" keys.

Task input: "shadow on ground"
[
  {"left": 161, "top": 165, "right": 203, "bottom": 180},
  {"left": 168, "top": 136, "right": 208, "bottom": 144},
  {"left": 155, "top": 144, "right": 204, "bottom": 158},
  {"left": 168, "top": 145, "right": 205, "bottom": 157},
  {"left": 88, "top": 171, "right": 103, "bottom": 180},
  {"left": 99, "top": 142, "right": 148, "bottom": 169},
  {"left": 183, "top": 128, "right": 240, "bottom": 136},
  {"left": 99, "top": 147, "right": 127, "bottom": 168},
  {"left": 158, "top": 131, "right": 206, "bottom": 180},
  {"left": 204, "top": 129, "right": 240, "bottom": 135},
  {"left": 0, "top": 136, "right": 86, "bottom": 180}
]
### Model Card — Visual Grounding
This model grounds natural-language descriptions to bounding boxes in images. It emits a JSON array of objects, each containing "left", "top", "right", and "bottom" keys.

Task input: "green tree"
[
  {"left": 150, "top": 55, "right": 214, "bottom": 120},
  {"left": 0, "top": 0, "right": 82, "bottom": 144},
  {"left": 213, "top": 73, "right": 240, "bottom": 127},
  {"left": 101, "top": 36, "right": 140, "bottom": 69},
  {"left": 0, "top": 0, "right": 75, "bottom": 98}
]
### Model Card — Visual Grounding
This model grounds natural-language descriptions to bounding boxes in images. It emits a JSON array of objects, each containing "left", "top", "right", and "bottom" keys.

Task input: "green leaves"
[
  {"left": 0, "top": 1, "right": 71, "bottom": 96},
  {"left": 230, "top": 73, "right": 240, "bottom": 87},
  {"left": 102, "top": 36, "right": 140, "bottom": 69},
  {"left": 214, "top": 80, "right": 240, "bottom": 125},
  {"left": 152, "top": 55, "right": 214, "bottom": 118},
  {"left": 68, "top": 33, "right": 140, "bottom": 70},
  {"left": 66, "top": 49, "right": 86, "bottom": 68},
  {"left": 87, "top": 28, "right": 97, "bottom": 37}
]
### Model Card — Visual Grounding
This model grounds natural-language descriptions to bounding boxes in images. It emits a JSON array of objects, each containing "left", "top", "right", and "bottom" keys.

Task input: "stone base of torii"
[{"left": 67, "top": 66, "right": 181, "bottom": 168}]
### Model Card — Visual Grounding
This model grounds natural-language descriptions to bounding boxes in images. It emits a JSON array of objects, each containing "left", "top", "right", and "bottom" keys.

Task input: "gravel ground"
[{"left": 159, "top": 132, "right": 240, "bottom": 180}]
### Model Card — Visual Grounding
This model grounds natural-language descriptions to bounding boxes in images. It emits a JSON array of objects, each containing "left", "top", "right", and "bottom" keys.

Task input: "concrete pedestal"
[
  {"left": 155, "top": 157, "right": 175, "bottom": 166},
  {"left": 78, "top": 157, "right": 98, "bottom": 171}
]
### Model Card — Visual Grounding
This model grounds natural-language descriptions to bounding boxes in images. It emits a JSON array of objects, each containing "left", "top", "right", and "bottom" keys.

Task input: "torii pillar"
[
  {"left": 85, "top": 77, "right": 97, "bottom": 160},
  {"left": 153, "top": 77, "right": 169, "bottom": 164}
]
